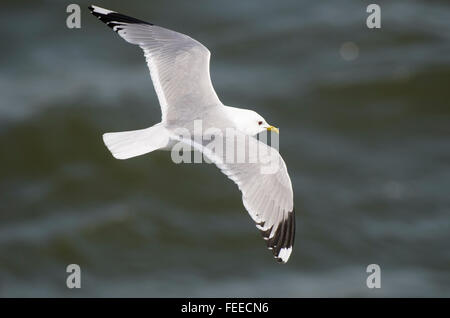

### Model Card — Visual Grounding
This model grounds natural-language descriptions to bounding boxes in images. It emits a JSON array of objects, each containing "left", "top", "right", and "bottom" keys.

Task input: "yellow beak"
[{"left": 267, "top": 125, "right": 279, "bottom": 134}]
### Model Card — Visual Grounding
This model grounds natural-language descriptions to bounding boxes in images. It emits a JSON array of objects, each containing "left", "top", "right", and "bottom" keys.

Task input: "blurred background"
[{"left": 0, "top": 0, "right": 449, "bottom": 297}]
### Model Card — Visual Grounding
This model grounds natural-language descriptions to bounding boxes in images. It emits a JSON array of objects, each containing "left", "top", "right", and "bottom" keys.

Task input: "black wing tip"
[
  {"left": 88, "top": 5, "right": 153, "bottom": 30},
  {"left": 260, "top": 207, "right": 295, "bottom": 264}
]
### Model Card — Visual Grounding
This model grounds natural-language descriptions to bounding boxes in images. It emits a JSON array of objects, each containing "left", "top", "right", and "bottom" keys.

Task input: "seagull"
[{"left": 89, "top": 5, "right": 295, "bottom": 263}]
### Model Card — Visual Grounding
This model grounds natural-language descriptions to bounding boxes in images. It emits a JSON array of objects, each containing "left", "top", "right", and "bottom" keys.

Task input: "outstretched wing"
[
  {"left": 89, "top": 5, "right": 222, "bottom": 123},
  {"left": 171, "top": 130, "right": 295, "bottom": 263}
]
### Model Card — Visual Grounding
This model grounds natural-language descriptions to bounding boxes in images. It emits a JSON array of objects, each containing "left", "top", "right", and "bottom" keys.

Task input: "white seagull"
[{"left": 89, "top": 5, "right": 295, "bottom": 263}]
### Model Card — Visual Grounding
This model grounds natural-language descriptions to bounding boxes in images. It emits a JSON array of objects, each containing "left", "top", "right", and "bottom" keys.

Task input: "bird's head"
[{"left": 225, "top": 107, "right": 279, "bottom": 136}]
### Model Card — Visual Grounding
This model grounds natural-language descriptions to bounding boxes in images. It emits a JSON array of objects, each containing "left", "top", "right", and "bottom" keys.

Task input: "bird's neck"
[{"left": 223, "top": 105, "right": 249, "bottom": 124}]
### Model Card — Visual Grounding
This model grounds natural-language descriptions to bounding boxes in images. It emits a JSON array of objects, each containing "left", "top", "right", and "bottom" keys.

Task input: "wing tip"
[
  {"left": 275, "top": 247, "right": 293, "bottom": 264},
  {"left": 88, "top": 5, "right": 114, "bottom": 15},
  {"left": 88, "top": 4, "right": 153, "bottom": 30},
  {"left": 261, "top": 207, "right": 295, "bottom": 264}
]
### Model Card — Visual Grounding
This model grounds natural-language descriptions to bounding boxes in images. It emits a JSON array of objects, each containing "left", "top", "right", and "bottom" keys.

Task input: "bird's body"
[{"left": 89, "top": 5, "right": 295, "bottom": 263}]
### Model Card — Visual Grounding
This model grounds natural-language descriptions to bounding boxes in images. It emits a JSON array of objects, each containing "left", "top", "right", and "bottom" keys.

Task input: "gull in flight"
[{"left": 89, "top": 5, "right": 295, "bottom": 263}]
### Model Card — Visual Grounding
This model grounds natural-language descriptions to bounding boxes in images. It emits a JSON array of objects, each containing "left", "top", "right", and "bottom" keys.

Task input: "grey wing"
[
  {"left": 89, "top": 5, "right": 222, "bottom": 123},
  {"left": 172, "top": 130, "right": 295, "bottom": 263}
]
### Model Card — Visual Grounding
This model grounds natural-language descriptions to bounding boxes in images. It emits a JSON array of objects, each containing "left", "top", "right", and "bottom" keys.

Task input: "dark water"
[{"left": 0, "top": 0, "right": 449, "bottom": 297}]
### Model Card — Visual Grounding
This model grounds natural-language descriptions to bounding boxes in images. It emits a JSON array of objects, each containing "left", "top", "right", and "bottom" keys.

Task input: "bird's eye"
[{"left": 258, "top": 121, "right": 263, "bottom": 125}]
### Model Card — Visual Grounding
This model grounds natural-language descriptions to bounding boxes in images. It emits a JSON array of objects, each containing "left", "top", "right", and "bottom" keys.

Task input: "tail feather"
[{"left": 103, "top": 123, "right": 169, "bottom": 160}]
